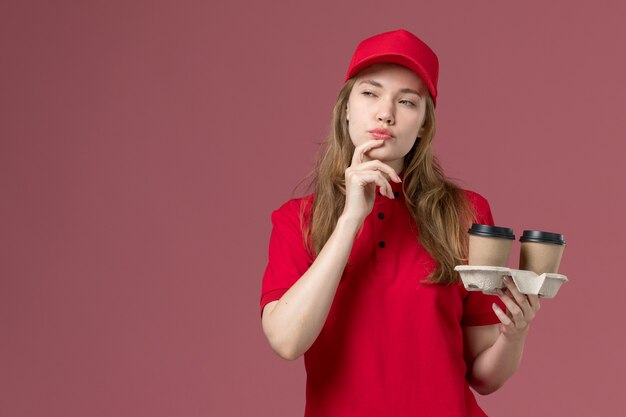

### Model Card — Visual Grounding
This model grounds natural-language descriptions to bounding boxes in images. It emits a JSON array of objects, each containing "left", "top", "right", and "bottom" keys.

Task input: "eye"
[
  {"left": 400, "top": 99, "right": 416, "bottom": 107},
  {"left": 361, "top": 91, "right": 376, "bottom": 97}
]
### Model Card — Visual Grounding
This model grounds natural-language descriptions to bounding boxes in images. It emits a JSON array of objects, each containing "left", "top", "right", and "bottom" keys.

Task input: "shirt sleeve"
[
  {"left": 259, "top": 198, "right": 314, "bottom": 318},
  {"left": 461, "top": 190, "right": 508, "bottom": 326}
]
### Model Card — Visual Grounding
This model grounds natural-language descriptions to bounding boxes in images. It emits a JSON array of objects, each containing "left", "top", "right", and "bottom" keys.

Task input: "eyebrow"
[{"left": 358, "top": 79, "right": 422, "bottom": 97}]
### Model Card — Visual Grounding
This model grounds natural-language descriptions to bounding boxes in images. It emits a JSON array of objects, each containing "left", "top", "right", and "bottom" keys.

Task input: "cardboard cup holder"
[{"left": 454, "top": 265, "right": 568, "bottom": 298}]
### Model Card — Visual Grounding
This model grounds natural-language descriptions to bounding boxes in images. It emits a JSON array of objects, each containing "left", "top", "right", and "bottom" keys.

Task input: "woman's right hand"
[{"left": 341, "top": 139, "right": 402, "bottom": 223}]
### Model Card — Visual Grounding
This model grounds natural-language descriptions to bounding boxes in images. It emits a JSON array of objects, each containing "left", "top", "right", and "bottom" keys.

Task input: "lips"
[{"left": 369, "top": 128, "right": 394, "bottom": 140}]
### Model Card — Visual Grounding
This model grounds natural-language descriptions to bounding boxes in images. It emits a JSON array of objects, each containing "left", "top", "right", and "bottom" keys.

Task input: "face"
[{"left": 346, "top": 63, "right": 428, "bottom": 174}]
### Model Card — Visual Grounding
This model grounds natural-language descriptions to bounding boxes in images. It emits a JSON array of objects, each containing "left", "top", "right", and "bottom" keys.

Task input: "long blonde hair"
[{"left": 292, "top": 77, "right": 480, "bottom": 285}]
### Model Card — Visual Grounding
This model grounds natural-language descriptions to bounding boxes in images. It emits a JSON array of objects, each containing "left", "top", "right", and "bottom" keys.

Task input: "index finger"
[{"left": 351, "top": 139, "right": 385, "bottom": 166}]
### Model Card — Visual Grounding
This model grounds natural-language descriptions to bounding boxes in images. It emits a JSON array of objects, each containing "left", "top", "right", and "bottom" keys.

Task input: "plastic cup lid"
[
  {"left": 520, "top": 230, "right": 566, "bottom": 245},
  {"left": 468, "top": 224, "right": 515, "bottom": 240}
]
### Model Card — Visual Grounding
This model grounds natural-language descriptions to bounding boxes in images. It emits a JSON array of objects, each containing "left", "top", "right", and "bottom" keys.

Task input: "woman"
[{"left": 260, "top": 29, "right": 540, "bottom": 417}]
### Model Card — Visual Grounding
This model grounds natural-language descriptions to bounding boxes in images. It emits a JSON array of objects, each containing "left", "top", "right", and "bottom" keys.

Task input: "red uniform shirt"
[{"left": 260, "top": 171, "right": 506, "bottom": 417}]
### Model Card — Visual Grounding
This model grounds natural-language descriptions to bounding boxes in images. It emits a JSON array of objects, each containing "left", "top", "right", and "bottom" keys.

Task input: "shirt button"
[
  {"left": 378, "top": 212, "right": 384, "bottom": 219},
  {"left": 378, "top": 241, "right": 385, "bottom": 248},
  {"left": 394, "top": 191, "right": 399, "bottom": 198}
]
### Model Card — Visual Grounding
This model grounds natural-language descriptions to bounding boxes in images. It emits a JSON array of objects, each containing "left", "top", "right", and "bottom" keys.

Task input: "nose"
[{"left": 376, "top": 100, "right": 394, "bottom": 125}]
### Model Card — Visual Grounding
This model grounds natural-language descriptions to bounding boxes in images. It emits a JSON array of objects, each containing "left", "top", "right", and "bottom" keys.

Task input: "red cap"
[{"left": 345, "top": 29, "right": 439, "bottom": 107}]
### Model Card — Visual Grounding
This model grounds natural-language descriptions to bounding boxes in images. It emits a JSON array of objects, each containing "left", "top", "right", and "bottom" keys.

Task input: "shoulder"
[
  {"left": 268, "top": 195, "right": 315, "bottom": 256},
  {"left": 272, "top": 193, "right": 314, "bottom": 214},
  {"left": 461, "top": 189, "right": 491, "bottom": 210},
  {"left": 271, "top": 193, "right": 314, "bottom": 224},
  {"left": 462, "top": 189, "right": 490, "bottom": 206},
  {"left": 461, "top": 189, "right": 493, "bottom": 225}
]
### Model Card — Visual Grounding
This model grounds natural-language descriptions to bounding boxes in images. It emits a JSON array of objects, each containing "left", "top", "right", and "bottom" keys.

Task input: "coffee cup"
[
  {"left": 467, "top": 224, "right": 515, "bottom": 266},
  {"left": 519, "top": 230, "right": 566, "bottom": 274}
]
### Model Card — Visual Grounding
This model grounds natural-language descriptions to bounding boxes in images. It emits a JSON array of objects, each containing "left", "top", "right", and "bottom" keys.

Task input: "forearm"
[
  {"left": 266, "top": 214, "right": 362, "bottom": 360},
  {"left": 468, "top": 330, "right": 529, "bottom": 395}
]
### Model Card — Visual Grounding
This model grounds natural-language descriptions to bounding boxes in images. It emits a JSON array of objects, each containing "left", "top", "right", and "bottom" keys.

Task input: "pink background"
[{"left": 1, "top": 1, "right": 624, "bottom": 416}]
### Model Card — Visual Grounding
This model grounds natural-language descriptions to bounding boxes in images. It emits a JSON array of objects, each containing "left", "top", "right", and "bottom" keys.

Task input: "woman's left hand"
[{"left": 492, "top": 275, "right": 541, "bottom": 341}]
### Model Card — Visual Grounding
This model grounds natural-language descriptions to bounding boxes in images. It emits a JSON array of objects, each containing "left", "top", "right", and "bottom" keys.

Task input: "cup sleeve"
[
  {"left": 461, "top": 191, "right": 507, "bottom": 326},
  {"left": 259, "top": 199, "right": 314, "bottom": 318}
]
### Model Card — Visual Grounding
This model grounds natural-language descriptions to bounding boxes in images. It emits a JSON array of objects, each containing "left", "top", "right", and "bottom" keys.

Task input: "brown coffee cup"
[
  {"left": 468, "top": 224, "right": 515, "bottom": 266},
  {"left": 519, "top": 230, "right": 566, "bottom": 274}
]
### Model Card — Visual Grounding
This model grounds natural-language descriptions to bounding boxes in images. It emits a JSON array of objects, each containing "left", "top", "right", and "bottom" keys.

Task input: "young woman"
[{"left": 260, "top": 29, "right": 540, "bottom": 417}]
